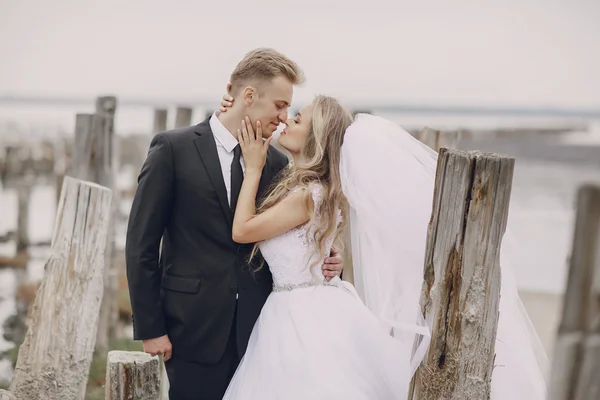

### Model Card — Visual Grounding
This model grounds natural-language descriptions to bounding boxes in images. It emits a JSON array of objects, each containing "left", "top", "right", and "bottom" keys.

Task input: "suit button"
[{"left": 230, "top": 285, "right": 237, "bottom": 294}]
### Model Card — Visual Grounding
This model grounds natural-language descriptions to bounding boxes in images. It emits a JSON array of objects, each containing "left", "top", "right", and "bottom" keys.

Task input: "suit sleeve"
[{"left": 125, "top": 133, "right": 174, "bottom": 340}]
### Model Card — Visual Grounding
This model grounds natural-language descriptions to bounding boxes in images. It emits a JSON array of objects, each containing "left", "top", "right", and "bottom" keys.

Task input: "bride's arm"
[
  {"left": 232, "top": 182, "right": 310, "bottom": 244},
  {"left": 232, "top": 117, "right": 311, "bottom": 244}
]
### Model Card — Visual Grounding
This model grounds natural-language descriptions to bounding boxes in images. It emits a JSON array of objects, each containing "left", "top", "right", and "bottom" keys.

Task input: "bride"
[{"left": 219, "top": 95, "right": 548, "bottom": 399}]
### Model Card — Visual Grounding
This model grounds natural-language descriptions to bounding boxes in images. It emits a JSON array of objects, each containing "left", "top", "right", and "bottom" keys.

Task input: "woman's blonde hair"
[{"left": 249, "top": 95, "right": 354, "bottom": 271}]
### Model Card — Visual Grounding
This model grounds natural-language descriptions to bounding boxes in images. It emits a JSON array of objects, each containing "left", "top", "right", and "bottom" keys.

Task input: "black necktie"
[{"left": 230, "top": 144, "right": 243, "bottom": 212}]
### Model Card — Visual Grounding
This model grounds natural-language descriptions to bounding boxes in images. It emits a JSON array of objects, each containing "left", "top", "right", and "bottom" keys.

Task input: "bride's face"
[{"left": 278, "top": 104, "right": 313, "bottom": 155}]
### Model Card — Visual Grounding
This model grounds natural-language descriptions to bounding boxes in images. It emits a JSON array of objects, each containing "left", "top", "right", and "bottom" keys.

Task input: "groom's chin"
[{"left": 262, "top": 126, "right": 278, "bottom": 138}]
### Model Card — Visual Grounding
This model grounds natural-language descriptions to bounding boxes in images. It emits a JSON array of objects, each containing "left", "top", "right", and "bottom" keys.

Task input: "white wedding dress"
[
  {"left": 222, "top": 183, "right": 415, "bottom": 399},
  {"left": 224, "top": 114, "right": 548, "bottom": 399}
]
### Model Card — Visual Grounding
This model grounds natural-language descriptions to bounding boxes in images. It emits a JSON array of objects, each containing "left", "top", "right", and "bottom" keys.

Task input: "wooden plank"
[
  {"left": 549, "top": 184, "right": 600, "bottom": 400},
  {"left": 409, "top": 149, "right": 513, "bottom": 399},
  {"left": 105, "top": 351, "right": 161, "bottom": 400},
  {"left": 9, "top": 177, "right": 113, "bottom": 400}
]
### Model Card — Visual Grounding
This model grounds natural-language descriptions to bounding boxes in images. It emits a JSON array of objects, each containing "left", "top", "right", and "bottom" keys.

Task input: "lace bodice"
[{"left": 258, "top": 183, "right": 341, "bottom": 289}]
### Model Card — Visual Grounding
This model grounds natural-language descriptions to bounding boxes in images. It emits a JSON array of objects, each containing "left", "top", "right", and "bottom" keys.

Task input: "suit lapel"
[
  {"left": 257, "top": 159, "right": 272, "bottom": 203},
  {"left": 193, "top": 119, "right": 233, "bottom": 225}
]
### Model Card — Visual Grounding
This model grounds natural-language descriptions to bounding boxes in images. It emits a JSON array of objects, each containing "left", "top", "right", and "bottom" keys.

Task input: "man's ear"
[{"left": 242, "top": 86, "right": 257, "bottom": 106}]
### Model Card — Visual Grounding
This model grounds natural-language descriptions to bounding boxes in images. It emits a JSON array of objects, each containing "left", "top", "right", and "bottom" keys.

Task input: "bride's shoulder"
[{"left": 288, "top": 181, "right": 325, "bottom": 208}]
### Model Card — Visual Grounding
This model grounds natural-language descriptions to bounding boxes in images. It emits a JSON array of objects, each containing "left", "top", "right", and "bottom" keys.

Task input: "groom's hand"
[
  {"left": 143, "top": 334, "right": 173, "bottom": 362},
  {"left": 322, "top": 248, "right": 343, "bottom": 281}
]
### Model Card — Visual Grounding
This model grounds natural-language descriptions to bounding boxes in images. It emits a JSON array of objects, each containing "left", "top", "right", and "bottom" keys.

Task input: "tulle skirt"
[{"left": 222, "top": 283, "right": 412, "bottom": 399}]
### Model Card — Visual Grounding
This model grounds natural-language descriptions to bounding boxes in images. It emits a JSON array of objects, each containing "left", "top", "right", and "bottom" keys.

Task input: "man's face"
[{"left": 246, "top": 75, "right": 293, "bottom": 138}]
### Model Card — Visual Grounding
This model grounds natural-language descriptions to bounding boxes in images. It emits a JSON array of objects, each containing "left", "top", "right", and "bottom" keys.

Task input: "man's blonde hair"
[{"left": 229, "top": 48, "right": 305, "bottom": 95}]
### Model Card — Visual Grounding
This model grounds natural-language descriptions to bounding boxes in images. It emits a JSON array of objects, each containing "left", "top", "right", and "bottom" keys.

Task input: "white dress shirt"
[{"left": 209, "top": 112, "right": 245, "bottom": 206}]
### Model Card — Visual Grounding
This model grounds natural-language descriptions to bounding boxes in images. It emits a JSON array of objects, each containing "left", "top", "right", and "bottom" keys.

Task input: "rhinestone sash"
[{"left": 272, "top": 280, "right": 337, "bottom": 292}]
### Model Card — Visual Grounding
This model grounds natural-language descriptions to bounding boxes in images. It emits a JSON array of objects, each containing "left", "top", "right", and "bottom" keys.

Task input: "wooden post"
[
  {"left": 417, "top": 127, "right": 438, "bottom": 150},
  {"left": 54, "top": 138, "right": 69, "bottom": 204},
  {"left": 3, "top": 146, "right": 19, "bottom": 184},
  {"left": 409, "top": 149, "right": 514, "bottom": 400},
  {"left": 9, "top": 176, "right": 113, "bottom": 400},
  {"left": 95, "top": 96, "right": 117, "bottom": 177},
  {"left": 153, "top": 108, "right": 168, "bottom": 133},
  {"left": 105, "top": 351, "right": 161, "bottom": 400},
  {"left": 417, "top": 127, "right": 460, "bottom": 152},
  {"left": 15, "top": 177, "right": 33, "bottom": 254},
  {"left": 174, "top": 106, "right": 193, "bottom": 128},
  {"left": 437, "top": 130, "right": 460, "bottom": 151},
  {"left": 548, "top": 184, "right": 600, "bottom": 400},
  {"left": 0, "top": 146, "right": 6, "bottom": 186},
  {"left": 95, "top": 96, "right": 121, "bottom": 354},
  {"left": 68, "top": 112, "right": 118, "bottom": 354}
]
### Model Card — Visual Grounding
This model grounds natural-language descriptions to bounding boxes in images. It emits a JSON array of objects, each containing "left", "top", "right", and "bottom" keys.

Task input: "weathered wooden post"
[
  {"left": 548, "top": 184, "right": 600, "bottom": 400},
  {"left": 437, "top": 130, "right": 460, "bottom": 151},
  {"left": 68, "top": 112, "right": 117, "bottom": 354},
  {"left": 54, "top": 139, "right": 67, "bottom": 203},
  {"left": 153, "top": 108, "right": 168, "bottom": 133},
  {"left": 417, "top": 127, "right": 460, "bottom": 152},
  {"left": 9, "top": 176, "right": 113, "bottom": 400},
  {"left": 94, "top": 96, "right": 121, "bottom": 354},
  {"left": 174, "top": 106, "right": 193, "bottom": 128},
  {"left": 409, "top": 149, "right": 513, "bottom": 400},
  {"left": 3, "top": 146, "right": 20, "bottom": 184},
  {"left": 0, "top": 146, "right": 6, "bottom": 185},
  {"left": 105, "top": 351, "right": 161, "bottom": 400},
  {"left": 417, "top": 127, "right": 438, "bottom": 150},
  {"left": 15, "top": 176, "right": 33, "bottom": 255}
]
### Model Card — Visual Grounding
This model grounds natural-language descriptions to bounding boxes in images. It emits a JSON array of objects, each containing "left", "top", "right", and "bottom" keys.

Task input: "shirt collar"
[{"left": 209, "top": 111, "right": 239, "bottom": 153}]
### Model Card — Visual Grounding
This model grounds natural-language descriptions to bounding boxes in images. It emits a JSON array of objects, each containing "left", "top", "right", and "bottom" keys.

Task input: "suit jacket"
[{"left": 125, "top": 116, "right": 289, "bottom": 364}]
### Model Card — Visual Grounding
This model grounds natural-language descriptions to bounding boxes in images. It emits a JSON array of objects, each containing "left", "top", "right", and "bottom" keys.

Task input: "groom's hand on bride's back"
[
  {"left": 322, "top": 248, "right": 343, "bottom": 281},
  {"left": 143, "top": 334, "right": 172, "bottom": 362},
  {"left": 219, "top": 82, "right": 234, "bottom": 112}
]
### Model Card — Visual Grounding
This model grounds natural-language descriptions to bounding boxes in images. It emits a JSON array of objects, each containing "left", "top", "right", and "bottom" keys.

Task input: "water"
[{"left": 1, "top": 104, "right": 600, "bottom": 383}]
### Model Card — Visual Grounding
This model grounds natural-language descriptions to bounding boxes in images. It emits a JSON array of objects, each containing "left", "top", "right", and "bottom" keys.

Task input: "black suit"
[{"left": 125, "top": 116, "right": 289, "bottom": 399}]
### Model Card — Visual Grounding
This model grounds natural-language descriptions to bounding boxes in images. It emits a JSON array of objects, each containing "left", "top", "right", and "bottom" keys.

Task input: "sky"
[{"left": 1, "top": 0, "right": 599, "bottom": 109}]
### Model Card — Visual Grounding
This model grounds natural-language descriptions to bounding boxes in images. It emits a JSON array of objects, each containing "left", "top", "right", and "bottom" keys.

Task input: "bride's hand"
[
  {"left": 237, "top": 116, "right": 272, "bottom": 173},
  {"left": 219, "top": 83, "right": 234, "bottom": 112}
]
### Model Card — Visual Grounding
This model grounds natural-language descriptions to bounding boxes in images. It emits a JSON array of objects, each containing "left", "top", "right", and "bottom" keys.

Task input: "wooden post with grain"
[
  {"left": 417, "top": 127, "right": 460, "bottom": 152},
  {"left": 68, "top": 109, "right": 118, "bottom": 354},
  {"left": 548, "top": 184, "right": 600, "bottom": 400},
  {"left": 153, "top": 108, "right": 168, "bottom": 133},
  {"left": 95, "top": 96, "right": 121, "bottom": 354},
  {"left": 9, "top": 176, "right": 113, "bottom": 400},
  {"left": 174, "top": 106, "right": 193, "bottom": 128},
  {"left": 409, "top": 149, "right": 514, "bottom": 400},
  {"left": 15, "top": 176, "right": 33, "bottom": 255},
  {"left": 105, "top": 351, "right": 161, "bottom": 400}
]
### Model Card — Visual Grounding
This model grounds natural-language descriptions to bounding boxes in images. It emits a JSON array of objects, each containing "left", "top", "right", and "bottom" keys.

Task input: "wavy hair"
[{"left": 249, "top": 95, "right": 354, "bottom": 272}]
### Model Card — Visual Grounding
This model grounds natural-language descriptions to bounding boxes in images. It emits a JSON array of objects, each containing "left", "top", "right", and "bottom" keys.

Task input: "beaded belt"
[{"left": 272, "top": 280, "right": 337, "bottom": 292}]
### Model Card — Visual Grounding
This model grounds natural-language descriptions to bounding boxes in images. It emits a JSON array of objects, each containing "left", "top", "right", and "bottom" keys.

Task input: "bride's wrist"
[{"left": 245, "top": 168, "right": 262, "bottom": 177}]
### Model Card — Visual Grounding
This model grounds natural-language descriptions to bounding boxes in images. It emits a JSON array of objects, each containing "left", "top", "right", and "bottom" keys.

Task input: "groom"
[{"left": 125, "top": 48, "right": 343, "bottom": 400}]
